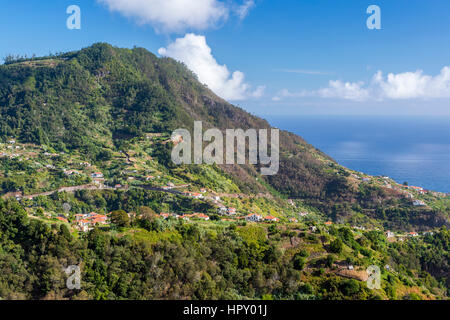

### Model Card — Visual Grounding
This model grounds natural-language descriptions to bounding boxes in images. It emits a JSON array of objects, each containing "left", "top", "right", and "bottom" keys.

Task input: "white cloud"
[
  {"left": 274, "top": 67, "right": 450, "bottom": 102},
  {"left": 98, "top": 0, "right": 256, "bottom": 33},
  {"left": 159, "top": 33, "right": 264, "bottom": 100},
  {"left": 317, "top": 80, "right": 370, "bottom": 101},
  {"left": 236, "top": 0, "right": 256, "bottom": 20},
  {"left": 98, "top": 0, "right": 227, "bottom": 33},
  {"left": 374, "top": 68, "right": 450, "bottom": 99}
]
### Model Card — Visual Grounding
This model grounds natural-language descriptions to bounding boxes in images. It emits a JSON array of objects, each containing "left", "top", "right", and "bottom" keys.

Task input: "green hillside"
[{"left": 0, "top": 43, "right": 448, "bottom": 300}]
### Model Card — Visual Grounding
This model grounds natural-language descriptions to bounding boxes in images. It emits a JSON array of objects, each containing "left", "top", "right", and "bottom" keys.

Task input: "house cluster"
[
  {"left": 404, "top": 185, "right": 426, "bottom": 194},
  {"left": 183, "top": 191, "right": 204, "bottom": 199},
  {"left": 235, "top": 213, "right": 279, "bottom": 223},
  {"left": 159, "top": 212, "right": 209, "bottom": 221},
  {"left": 385, "top": 230, "right": 422, "bottom": 240},
  {"left": 158, "top": 210, "right": 280, "bottom": 224},
  {"left": 75, "top": 212, "right": 109, "bottom": 232},
  {"left": 218, "top": 206, "right": 237, "bottom": 216},
  {"left": 242, "top": 213, "right": 263, "bottom": 222}
]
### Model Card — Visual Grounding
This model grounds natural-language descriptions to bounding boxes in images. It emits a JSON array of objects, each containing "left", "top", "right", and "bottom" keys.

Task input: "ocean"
[{"left": 266, "top": 115, "right": 450, "bottom": 193}]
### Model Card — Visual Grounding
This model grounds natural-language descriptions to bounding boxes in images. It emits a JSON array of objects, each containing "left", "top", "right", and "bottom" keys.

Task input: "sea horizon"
[{"left": 265, "top": 114, "right": 450, "bottom": 193}]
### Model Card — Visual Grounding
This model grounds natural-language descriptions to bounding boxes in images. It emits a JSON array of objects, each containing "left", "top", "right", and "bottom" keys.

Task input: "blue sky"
[{"left": 1, "top": 0, "right": 450, "bottom": 116}]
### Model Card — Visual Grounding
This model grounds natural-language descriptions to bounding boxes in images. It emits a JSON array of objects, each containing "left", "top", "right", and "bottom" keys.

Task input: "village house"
[
  {"left": 289, "top": 218, "right": 298, "bottom": 223},
  {"left": 56, "top": 216, "right": 68, "bottom": 223},
  {"left": 185, "top": 192, "right": 204, "bottom": 199},
  {"left": 310, "top": 226, "right": 317, "bottom": 232},
  {"left": 227, "top": 207, "right": 237, "bottom": 215},
  {"left": 324, "top": 221, "right": 333, "bottom": 226},
  {"left": 194, "top": 213, "right": 210, "bottom": 221},
  {"left": 245, "top": 213, "right": 263, "bottom": 222},
  {"left": 217, "top": 206, "right": 228, "bottom": 215},
  {"left": 180, "top": 214, "right": 193, "bottom": 221},
  {"left": 74, "top": 212, "right": 109, "bottom": 232},
  {"left": 91, "top": 172, "right": 104, "bottom": 178},
  {"left": 413, "top": 200, "right": 426, "bottom": 207},
  {"left": 386, "top": 230, "right": 395, "bottom": 238},
  {"left": 408, "top": 232, "right": 419, "bottom": 237},
  {"left": 192, "top": 193, "right": 204, "bottom": 199},
  {"left": 77, "top": 219, "right": 91, "bottom": 232},
  {"left": 265, "top": 216, "right": 279, "bottom": 222},
  {"left": 160, "top": 213, "right": 170, "bottom": 219}
]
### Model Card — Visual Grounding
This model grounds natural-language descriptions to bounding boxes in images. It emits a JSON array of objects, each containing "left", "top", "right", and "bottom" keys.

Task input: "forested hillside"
[
  {"left": 0, "top": 44, "right": 448, "bottom": 300},
  {"left": 0, "top": 43, "right": 448, "bottom": 230}
]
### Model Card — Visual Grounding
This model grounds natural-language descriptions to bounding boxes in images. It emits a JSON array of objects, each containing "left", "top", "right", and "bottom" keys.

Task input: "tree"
[
  {"left": 330, "top": 238, "right": 343, "bottom": 254},
  {"left": 110, "top": 210, "right": 130, "bottom": 228},
  {"left": 293, "top": 255, "right": 306, "bottom": 270},
  {"left": 325, "top": 254, "right": 335, "bottom": 268},
  {"left": 59, "top": 224, "right": 72, "bottom": 241},
  {"left": 340, "top": 279, "right": 360, "bottom": 296}
]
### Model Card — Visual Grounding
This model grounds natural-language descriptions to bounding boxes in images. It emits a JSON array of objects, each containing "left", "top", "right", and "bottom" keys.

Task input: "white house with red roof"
[
  {"left": 265, "top": 216, "right": 279, "bottom": 222},
  {"left": 91, "top": 172, "right": 104, "bottom": 178}
]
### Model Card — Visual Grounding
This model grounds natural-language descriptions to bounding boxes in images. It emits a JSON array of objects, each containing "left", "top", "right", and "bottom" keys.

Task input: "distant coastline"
[{"left": 266, "top": 115, "right": 450, "bottom": 193}]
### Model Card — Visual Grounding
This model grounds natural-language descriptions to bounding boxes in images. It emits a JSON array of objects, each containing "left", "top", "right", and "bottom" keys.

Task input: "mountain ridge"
[{"left": 0, "top": 42, "right": 448, "bottom": 231}]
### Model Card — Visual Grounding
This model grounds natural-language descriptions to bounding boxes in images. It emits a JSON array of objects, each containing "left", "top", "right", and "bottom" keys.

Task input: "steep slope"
[{"left": 0, "top": 43, "right": 448, "bottom": 230}]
